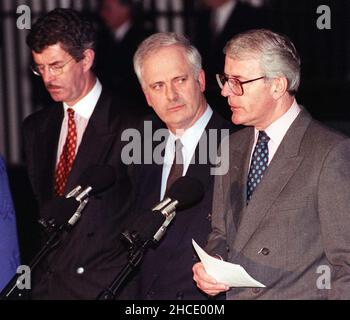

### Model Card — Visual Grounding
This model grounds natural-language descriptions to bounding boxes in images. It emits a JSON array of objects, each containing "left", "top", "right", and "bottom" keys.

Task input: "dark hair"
[{"left": 26, "top": 8, "right": 96, "bottom": 61}]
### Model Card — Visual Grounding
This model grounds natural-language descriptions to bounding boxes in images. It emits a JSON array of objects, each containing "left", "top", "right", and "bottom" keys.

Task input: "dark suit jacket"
[
  {"left": 122, "top": 110, "right": 233, "bottom": 300},
  {"left": 22, "top": 89, "right": 136, "bottom": 299},
  {"left": 206, "top": 109, "right": 350, "bottom": 299},
  {"left": 95, "top": 22, "right": 153, "bottom": 115}
]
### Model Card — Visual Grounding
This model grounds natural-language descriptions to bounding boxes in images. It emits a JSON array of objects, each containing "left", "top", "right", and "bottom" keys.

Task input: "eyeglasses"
[
  {"left": 31, "top": 58, "right": 75, "bottom": 77},
  {"left": 216, "top": 74, "right": 265, "bottom": 96}
]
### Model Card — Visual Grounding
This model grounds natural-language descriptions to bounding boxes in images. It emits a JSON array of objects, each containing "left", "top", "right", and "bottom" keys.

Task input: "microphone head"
[
  {"left": 40, "top": 197, "right": 80, "bottom": 227},
  {"left": 78, "top": 165, "right": 116, "bottom": 195},
  {"left": 166, "top": 176, "right": 204, "bottom": 210}
]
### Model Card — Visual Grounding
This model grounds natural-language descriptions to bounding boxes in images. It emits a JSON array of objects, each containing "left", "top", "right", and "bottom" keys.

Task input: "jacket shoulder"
[{"left": 22, "top": 105, "right": 59, "bottom": 132}]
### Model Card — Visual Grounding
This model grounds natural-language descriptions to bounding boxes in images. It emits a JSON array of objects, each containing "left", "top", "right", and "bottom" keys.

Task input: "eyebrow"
[
  {"left": 34, "top": 59, "right": 66, "bottom": 66},
  {"left": 149, "top": 80, "right": 163, "bottom": 86},
  {"left": 173, "top": 74, "right": 188, "bottom": 80},
  {"left": 224, "top": 73, "right": 247, "bottom": 80},
  {"left": 148, "top": 74, "right": 189, "bottom": 87}
]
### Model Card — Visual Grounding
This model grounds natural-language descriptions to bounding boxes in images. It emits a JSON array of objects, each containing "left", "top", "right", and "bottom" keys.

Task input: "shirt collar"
[
  {"left": 256, "top": 99, "right": 302, "bottom": 145},
  {"left": 213, "top": 0, "right": 237, "bottom": 34},
  {"left": 63, "top": 79, "right": 102, "bottom": 119},
  {"left": 168, "top": 105, "right": 213, "bottom": 154},
  {"left": 114, "top": 20, "right": 131, "bottom": 41}
]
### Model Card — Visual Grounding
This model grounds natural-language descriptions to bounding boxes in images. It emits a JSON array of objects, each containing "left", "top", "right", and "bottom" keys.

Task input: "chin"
[
  {"left": 231, "top": 115, "right": 242, "bottom": 126},
  {"left": 50, "top": 95, "right": 61, "bottom": 102}
]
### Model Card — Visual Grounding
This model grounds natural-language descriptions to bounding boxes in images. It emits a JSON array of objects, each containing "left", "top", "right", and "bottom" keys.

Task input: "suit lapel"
[
  {"left": 65, "top": 90, "right": 119, "bottom": 191},
  {"left": 186, "top": 112, "right": 227, "bottom": 190},
  {"left": 229, "top": 127, "right": 254, "bottom": 228},
  {"left": 135, "top": 116, "right": 166, "bottom": 210},
  {"left": 37, "top": 104, "right": 63, "bottom": 200},
  {"left": 168, "top": 112, "right": 229, "bottom": 254},
  {"left": 234, "top": 110, "right": 313, "bottom": 252}
]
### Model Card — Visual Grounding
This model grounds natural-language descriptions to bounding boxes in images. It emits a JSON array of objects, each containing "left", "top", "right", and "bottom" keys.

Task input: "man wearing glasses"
[
  {"left": 22, "top": 8, "right": 134, "bottom": 299},
  {"left": 193, "top": 29, "right": 350, "bottom": 299}
]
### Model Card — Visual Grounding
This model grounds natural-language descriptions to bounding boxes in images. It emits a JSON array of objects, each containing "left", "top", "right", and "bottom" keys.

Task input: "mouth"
[
  {"left": 229, "top": 103, "right": 239, "bottom": 111},
  {"left": 46, "top": 85, "right": 61, "bottom": 92},
  {"left": 168, "top": 104, "right": 184, "bottom": 112}
]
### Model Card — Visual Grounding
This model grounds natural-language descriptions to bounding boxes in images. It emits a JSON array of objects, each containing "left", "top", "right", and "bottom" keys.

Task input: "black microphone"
[
  {"left": 98, "top": 177, "right": 204, "bottom": 300},
  {"left": 122, "top": 176, "right": 204, "bottom": 245},
  {"left": 39, "top": 197, "right": 80, "bottom": 230},
  {"left": 40, "top": 165, "right": 116, "bottom": 230},
  {"left": 66, "top": 165, "right": 116, "bottom": 201}
]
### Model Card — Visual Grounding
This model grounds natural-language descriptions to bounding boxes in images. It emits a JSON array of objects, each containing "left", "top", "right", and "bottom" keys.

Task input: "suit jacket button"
[
  {"left": 259, "top": 248, "right": 270, "bottom": 256},
  {"left": 76, "top": 267, "right": 85, "bottom": 275},
  {"left": 252, "top": 288, "right": 261, "bottom": 294},
  {"left": 147, "top": 290, "right": 154, "bottom": 298},
  {"left": 176, "top": 292, "right": 184, "bottom": 300}
]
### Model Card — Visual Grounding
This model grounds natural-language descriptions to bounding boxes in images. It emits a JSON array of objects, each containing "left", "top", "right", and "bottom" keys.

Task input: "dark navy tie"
[
  {"left": 166, "top": 139, "right": 184, "bottom": 193},
  {"left": 247, "top": 131, "right": 270, "bottom": 203}
]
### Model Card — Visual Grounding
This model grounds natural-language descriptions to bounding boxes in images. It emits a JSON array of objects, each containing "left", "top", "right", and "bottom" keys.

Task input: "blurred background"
[{"left": 0, "top": 0, "right": 349, "bottom": 262}]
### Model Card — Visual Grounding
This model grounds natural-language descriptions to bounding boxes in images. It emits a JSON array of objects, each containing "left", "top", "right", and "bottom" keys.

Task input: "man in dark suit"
[
  {"left": 120, "top": 32, "right": 233, "bottom": 300},
  {"left": 95, "top": 0, "right": 153, "bottom": 114},
  {"left": 193, "top": 29, "right": 350, "bottom": 299},
  {"left": 23, "top": 8, "right": 134, "bottom": 299},
  {"left": 193, "top": 0, "right": 268, "bottom": 119}
]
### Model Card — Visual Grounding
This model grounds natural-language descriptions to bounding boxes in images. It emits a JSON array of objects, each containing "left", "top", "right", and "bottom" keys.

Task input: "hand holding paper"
[{"left": 192, "top": 239, "right": 265, "bottom": 288}]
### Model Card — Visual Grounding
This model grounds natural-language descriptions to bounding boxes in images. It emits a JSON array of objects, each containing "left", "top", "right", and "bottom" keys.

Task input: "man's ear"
[
  {"left": 198, "top": 69, "right": 206, "bottom": 92},
  {"left": 271, "top": 76, "right": 288, "bottom": 100},
  {"left": 82, "top": 49, "right": 95, "bottom": 72},
  {"left": 142, "top": 88, "right": 153, "bottom": 107}
]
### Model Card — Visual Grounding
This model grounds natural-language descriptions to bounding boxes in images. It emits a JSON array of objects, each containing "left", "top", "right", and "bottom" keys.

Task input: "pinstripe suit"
[{"left": 206, "top": 110, "right": 350, "bottom": 299}]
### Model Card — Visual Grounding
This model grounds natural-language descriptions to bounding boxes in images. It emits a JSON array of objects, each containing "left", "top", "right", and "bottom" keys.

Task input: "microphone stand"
[
  {"left": 97, "top": 231, "right": 148, "bottom": 300},
  {"left": 97, "top": 209, "right": 176, "bottom": 300},
  {"left": 0, "top": 199, "right": 88, "bottom": 300}
]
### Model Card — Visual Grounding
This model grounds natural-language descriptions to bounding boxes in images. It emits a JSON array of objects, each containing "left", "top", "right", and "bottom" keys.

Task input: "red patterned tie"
[{"left": 54, "top": 108, "right": 77, "bottom": 196}]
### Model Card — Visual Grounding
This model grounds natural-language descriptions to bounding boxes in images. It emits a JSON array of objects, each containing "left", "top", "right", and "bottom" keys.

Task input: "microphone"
[
  {"left": 122, "top": 176, "right": 204, "bottom": 246},
  {"left": 97, "top": 176, "right": 204, "bottom": 300},
  {"left": 40, "top": 165, "right": 116, "bottom": 231},
  {"left": 66, "top": 165, "right": 116, "bottom": 201}
]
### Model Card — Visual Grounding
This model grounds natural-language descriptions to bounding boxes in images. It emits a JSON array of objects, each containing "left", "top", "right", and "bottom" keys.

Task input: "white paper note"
[{"left": 192, "top": 239, "right": 265, "bottom": 288}]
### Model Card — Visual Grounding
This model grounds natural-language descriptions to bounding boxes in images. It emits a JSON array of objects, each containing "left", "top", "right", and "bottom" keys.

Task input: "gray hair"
[
  {"left": 224, "top": 29, "right": 301, "bottom": 95},
  {"left": 133, "top": 32, "right": 202, "bottom": 86}
]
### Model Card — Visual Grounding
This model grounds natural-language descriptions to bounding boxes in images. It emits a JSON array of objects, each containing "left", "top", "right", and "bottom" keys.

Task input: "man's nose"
[
  {"left": 221, "top": 81, "right": 231, "bottom": 97},
  {"left": 41, "top": 67, "right": 55, "bottom": 83},
  {"left": 166, "top": 83, "right": 178, "bottom": 101}
]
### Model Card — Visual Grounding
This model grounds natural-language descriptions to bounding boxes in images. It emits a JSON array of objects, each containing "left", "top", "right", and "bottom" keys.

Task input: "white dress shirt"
[
  {"left": 249, "top": 99, "right": 302, "bottom": 170},
  {"left": 211, "top": 0, "right": 236, "bottom": 35},
  {"left": 114, "top": 20, "right": 131, "bottom": 42},
  {"left": 56, "top": 79, "right": 102, "bottom": 165},
  {"left": 160, "top": 105, "right": 213, "bottom": 199}
]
